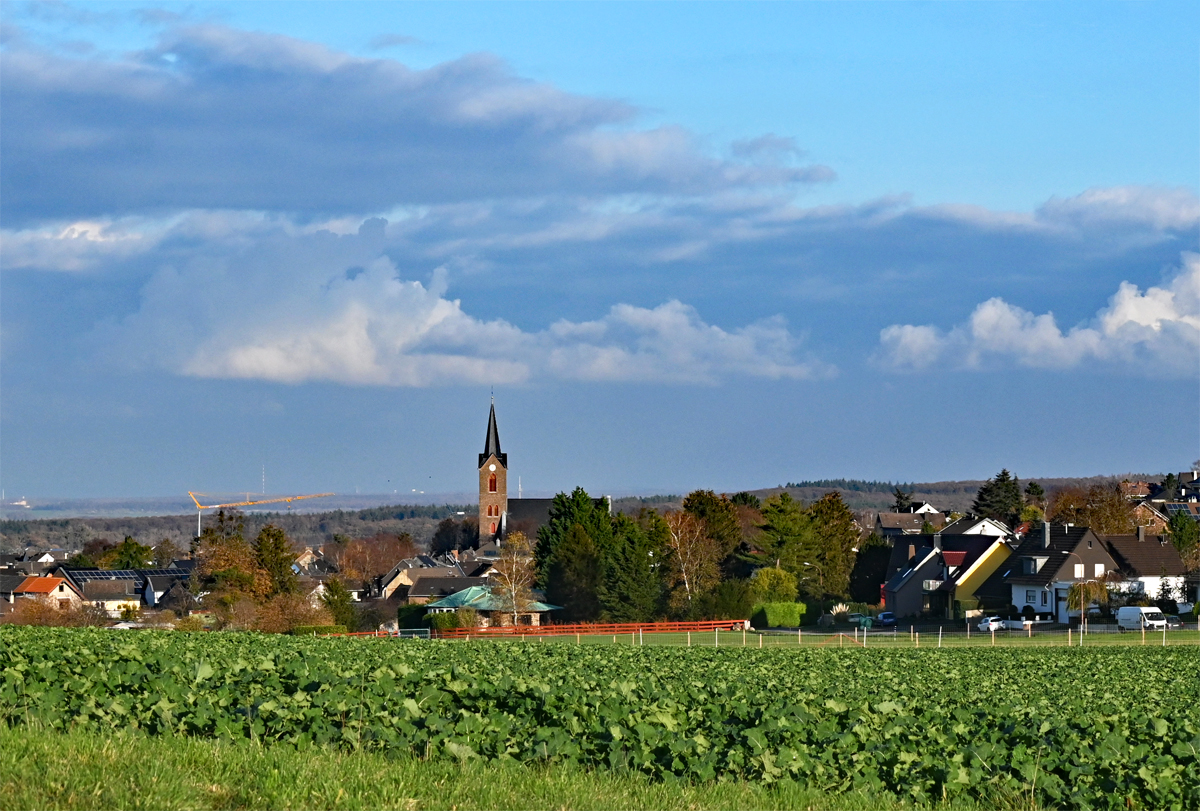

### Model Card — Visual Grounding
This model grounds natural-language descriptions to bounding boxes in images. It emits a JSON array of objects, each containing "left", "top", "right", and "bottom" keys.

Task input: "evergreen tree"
[
  {"left": 1024, "top": 481, "right": 1046, "bottom": 510},
  {"left": 321, "top": 578, "right": 357, "bottom": 629},
  {"left": 972, "top": 469, "right": 1023, "bottom": 526},
  {"left": 546, "top": 523, "right": 602, "bottom": 622},
  {"left": 106, "top": 536, "right": 153, "bottom": 569},
  {"left": 806, "top": 492, "right": 858, "bottom": 599},
  {"left": 1167, "top": 510, "right": 1199, "bottom": 558},
  {"left": 534, "top": 487, "right": 613, "bottom": 587},
  {"left": 730, "top": 492, "right": 761, "bottom": 509},
  {"left": 253, "top": 524, "right": 298, "bottom": 597},
  {"left": 1158, "top": 473, "right": 1180, "bottom": 499},
  {"left": 598, "top": 515, "right": 666, "bottom": 622},
  {"left": 892, "top": 487, "right": 913, "bottom": 512},
  {"left": 683, "top": 490, "right": 742, "bottom": 560},
  {"left": 758, "top": 493, "right": 820, "bottom": 592}
]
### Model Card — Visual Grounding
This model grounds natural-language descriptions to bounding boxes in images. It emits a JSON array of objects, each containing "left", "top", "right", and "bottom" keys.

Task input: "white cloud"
[
  {"left": 878, "top": 253, "right": 1200, "bottom": 376},
  {"left": 108, "top": 251, "right": 827, "bottom": 387}
]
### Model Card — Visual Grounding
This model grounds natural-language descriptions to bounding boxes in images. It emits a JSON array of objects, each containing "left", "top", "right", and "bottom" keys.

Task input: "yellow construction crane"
[{"left": 188, "top": 491, "right": 335, "bottom": 536}]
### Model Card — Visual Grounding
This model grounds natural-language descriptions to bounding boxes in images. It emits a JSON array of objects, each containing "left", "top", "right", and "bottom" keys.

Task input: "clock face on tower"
[{"left": 489, "top": 464, "right": 496, "bottom": 471}]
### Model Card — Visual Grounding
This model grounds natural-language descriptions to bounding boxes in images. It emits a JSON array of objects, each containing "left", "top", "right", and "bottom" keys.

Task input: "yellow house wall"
[{"left": 956, "top": 542, "right": 1011, "bottom": 600}]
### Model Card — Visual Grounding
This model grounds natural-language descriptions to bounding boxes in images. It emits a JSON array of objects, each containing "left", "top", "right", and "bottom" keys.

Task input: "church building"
[{"left": 476, "top": 402, "right": 603, "bottom": 543}]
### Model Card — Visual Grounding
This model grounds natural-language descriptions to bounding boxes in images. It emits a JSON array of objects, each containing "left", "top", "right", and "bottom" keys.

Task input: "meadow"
[{"left": 2, "top": 626, "right": 1197, "bottom": 810}]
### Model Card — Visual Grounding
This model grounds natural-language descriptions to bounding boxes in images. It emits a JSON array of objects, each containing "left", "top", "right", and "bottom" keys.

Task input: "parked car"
[
  {"left": 1166, "top": 615, "right": 1182, "bottom": 630},
  {"left": 875, "top": 612, "right": 897, "bottom": 628},
  {"left": 846, "top": 612, "right": 866, "bottom": 624},
  {"left": 978, "top": 616, "right": 1005, "bottom": 632},
  {"left": 1115, "top": 606, "right": 1167, "bottom": 631}
]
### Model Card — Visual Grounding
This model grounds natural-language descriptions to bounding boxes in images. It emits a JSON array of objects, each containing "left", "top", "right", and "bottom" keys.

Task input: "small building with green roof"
[{"left": 425, "top": 585, "right": 560, "bottom": 627}]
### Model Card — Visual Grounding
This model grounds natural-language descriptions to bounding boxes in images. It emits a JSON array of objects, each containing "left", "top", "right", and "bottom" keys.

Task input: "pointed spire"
[{"left": 479, "top": 401, "right": 507, "bottom": 468}]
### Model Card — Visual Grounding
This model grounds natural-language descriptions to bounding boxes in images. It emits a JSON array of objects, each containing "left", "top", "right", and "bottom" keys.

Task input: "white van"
[{"left": 1116, "top": 606, "right": 1167, "bottom": 631}]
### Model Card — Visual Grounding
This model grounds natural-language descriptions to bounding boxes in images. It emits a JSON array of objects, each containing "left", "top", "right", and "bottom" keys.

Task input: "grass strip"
[{"left": 1, "top": 725, "right": 1026, "bottom": 811}]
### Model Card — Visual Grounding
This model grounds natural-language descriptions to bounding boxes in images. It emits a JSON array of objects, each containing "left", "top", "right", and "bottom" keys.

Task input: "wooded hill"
[
  {"left": 0, "top": 473, "right": 1161, "bottom": 555},
  {"left": 0, "top": 504, "right": 471, "bottom": 555}
]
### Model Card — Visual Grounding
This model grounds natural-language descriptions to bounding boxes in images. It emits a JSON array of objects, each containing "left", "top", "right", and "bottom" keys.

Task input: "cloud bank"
[
  {"left": 878, "top": 253, "right": 1200, "bottom": 376},
  {"left": 0, "top": 23, "right": 832, "bottom": 226},
  {"left": 90, "top": 223, "right": 826, "bottom": 386}
]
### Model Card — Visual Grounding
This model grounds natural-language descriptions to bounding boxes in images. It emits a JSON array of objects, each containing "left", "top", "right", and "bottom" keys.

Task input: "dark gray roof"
[
  {"left": 146, "top": 575, "right": 186, "bottom": 592},
  {"left": 876, "top": 513, "right": 946, "bottom": 532},
  {"left": 169, "top": 559, "right": 196, "bottom": 572},
  {"left": 479, "top": 403, "right": 507, "bottom": 468},
  {"left": 504, "top": 498, "right": 555, "bottom": 540},
  {"left": 0, "top": 574, "right": 28, "bottom": 594},
  {"left": 1100, "top": 535, "right": 1186, "bottom": 578},
  {"left": 408, "top": 576, "right": 489, "bottom": 599},
  {"left": 975, "top": 525, "right": 1116, "bottom": 603},
  {"left": 82, "top": 580, "right": 139, "bottom": 599}
]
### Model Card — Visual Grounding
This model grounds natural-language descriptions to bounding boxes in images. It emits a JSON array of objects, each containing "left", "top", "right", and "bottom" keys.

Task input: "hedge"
[
  {"left": 750, "top": 602, "right": 805, "bottom": 629},
  {"left": 292, "top": 625, "right": 347, "bottom": 636}
]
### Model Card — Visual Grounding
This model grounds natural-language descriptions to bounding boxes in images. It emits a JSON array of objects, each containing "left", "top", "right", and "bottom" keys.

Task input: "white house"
[{"left": 1101, "top": 530, "right": 1188, "bottom": 604}]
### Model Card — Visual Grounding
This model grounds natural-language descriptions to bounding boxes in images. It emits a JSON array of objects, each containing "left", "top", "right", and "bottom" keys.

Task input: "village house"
[
  {"left": 975, "top": 524, "right": 1118, "bottom": 623},
  {"left": 875, "top": 512, "right": 947, "bottom": 538},
  {"left": 882, "top": 533, "right": 1011, "bottom": 618},
  {"left": 424, "top": 585, "right": 558, "bottom": 627},
  {"left": 1100, "top": 528, "right": 1190, "bottom": 605}
]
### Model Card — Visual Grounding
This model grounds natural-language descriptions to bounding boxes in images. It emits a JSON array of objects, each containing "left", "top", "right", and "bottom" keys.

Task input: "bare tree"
[
  {"left": 489, "top": 531, "right": 536, "bottom": 627},
  {"left": 663, "top": 511, "right": 719, "bottom": 612}
]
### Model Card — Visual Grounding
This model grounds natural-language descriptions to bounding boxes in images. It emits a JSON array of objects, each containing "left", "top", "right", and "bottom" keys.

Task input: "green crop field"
[{"left": 1, "top": 626, "right": 1197, "bottom": 810}]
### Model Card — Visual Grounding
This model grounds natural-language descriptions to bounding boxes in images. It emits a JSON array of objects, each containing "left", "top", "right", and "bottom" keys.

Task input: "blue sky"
[{"left": 1, "top": 1, "right": 1197, "bottom": 500}]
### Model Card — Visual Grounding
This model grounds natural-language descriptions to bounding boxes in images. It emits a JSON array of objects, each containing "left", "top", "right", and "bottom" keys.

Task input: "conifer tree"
[
  {"left": 599, "top": 514, "right": 666, "bottom": 622},
  {"left": 253, "top": 524, "right": 298, "bottom": 597},
  {"left": 545, "top": 523, "right": 602, "bottom": 621},
  {"left": 972, "top": 469, "right": 1023, "bottom": 526}
]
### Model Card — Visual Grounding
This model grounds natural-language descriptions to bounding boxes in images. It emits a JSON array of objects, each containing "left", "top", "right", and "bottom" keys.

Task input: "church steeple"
[
  {"left": 478, "top": 401, "right": 507, "bottom": 468},
  {"left": 478, "top": 401, "right": 508, "bottom": 541}
]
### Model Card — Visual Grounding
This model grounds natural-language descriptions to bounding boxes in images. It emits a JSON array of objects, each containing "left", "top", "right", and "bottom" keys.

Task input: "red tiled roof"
[
  {"left": 942, "top": 551, "right": 968, "bottom": 566},
  {"left": 16, "top": 576, "right": 65, "bottom": 594}
]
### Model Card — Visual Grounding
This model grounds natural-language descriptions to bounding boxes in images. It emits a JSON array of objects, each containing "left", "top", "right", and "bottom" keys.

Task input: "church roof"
[{"left": 479, "top": 402, "right": 507, "bottom": 468}]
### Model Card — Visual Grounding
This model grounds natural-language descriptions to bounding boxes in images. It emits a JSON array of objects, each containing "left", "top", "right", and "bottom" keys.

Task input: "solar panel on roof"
[{"left": 61, "top": 568, "right": 189, "bottom": 585}]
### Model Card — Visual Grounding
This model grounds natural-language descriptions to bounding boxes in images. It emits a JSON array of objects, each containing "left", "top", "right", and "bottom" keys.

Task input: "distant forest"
[
  {"left": 763, "top": 474, "right": 1164, "bottom": 514},
  {"left": 0, "top": 473, "right": 1164, "bottom": 555},
  {"left": 0, "top": 504, "right": 472, "bottom": 555}
]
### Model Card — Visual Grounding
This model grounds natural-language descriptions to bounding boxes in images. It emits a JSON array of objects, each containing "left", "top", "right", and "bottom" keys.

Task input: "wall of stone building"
[{"left": 478, "top": 454, "right": 508, "bottom": 539}]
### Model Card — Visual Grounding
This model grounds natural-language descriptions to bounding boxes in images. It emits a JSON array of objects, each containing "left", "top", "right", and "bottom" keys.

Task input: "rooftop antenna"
[{"left": 518, "top": 476, "right": 522, "bottom": 499}]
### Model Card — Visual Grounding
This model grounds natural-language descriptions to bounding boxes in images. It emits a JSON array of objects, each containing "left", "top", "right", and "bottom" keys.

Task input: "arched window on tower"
[
  {"left": 490, "top": 522, "right": 496, "bottom": 534},
  {"left": 488, "top": 473, "right": 497, "bottom": 493}
]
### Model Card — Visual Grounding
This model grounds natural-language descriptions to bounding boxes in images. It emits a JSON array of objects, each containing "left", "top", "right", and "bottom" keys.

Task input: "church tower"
[{"left": 478, "top": 401, "right": 508, "bottom": 541}]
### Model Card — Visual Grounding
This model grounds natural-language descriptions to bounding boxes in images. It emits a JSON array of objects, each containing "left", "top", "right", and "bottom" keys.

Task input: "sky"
[{"left": 1, "top": 1, "right": 1198, "bottom": 501}]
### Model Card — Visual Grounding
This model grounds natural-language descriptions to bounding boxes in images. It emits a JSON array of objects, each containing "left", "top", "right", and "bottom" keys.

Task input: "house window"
[
  {"left": 1074, "top": 564, "right": 1084, "bottom": 578},
  {"left": 1025, "top": 590, "right": 1036, "bottom": 604},
  {"left": 488, "top": 474, "right": 497, "bottom": 493},
  {"left": 1041, "top": 591, "right": 1048, "bottom": 606},
  {"left": 1094, "top": 563, "right": 1105, "bottom": 577}
]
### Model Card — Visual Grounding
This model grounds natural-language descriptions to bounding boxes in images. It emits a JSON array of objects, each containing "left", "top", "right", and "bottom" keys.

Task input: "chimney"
[
  {"left": 933, "top": 533, "right": 942, "bottom": 550},
  {"left": 908, "top": 543, "right": 916, "bottom": 562},
  {"left": 1042, "top": 522, "right": 1050, "bottom": 549},
  {"left": 1137, "top": 525, "right": 1145, "bottom": 543}
]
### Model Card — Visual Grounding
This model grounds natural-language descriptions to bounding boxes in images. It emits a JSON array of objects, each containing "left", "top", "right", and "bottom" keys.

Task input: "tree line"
[{"left": 525, "top": 487, "right": 863, "bottom": 623}]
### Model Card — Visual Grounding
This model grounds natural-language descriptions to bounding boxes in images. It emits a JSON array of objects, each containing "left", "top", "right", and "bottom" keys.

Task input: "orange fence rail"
[{"left": 432, "top": 619, "right": 748, "bottom": 640}]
